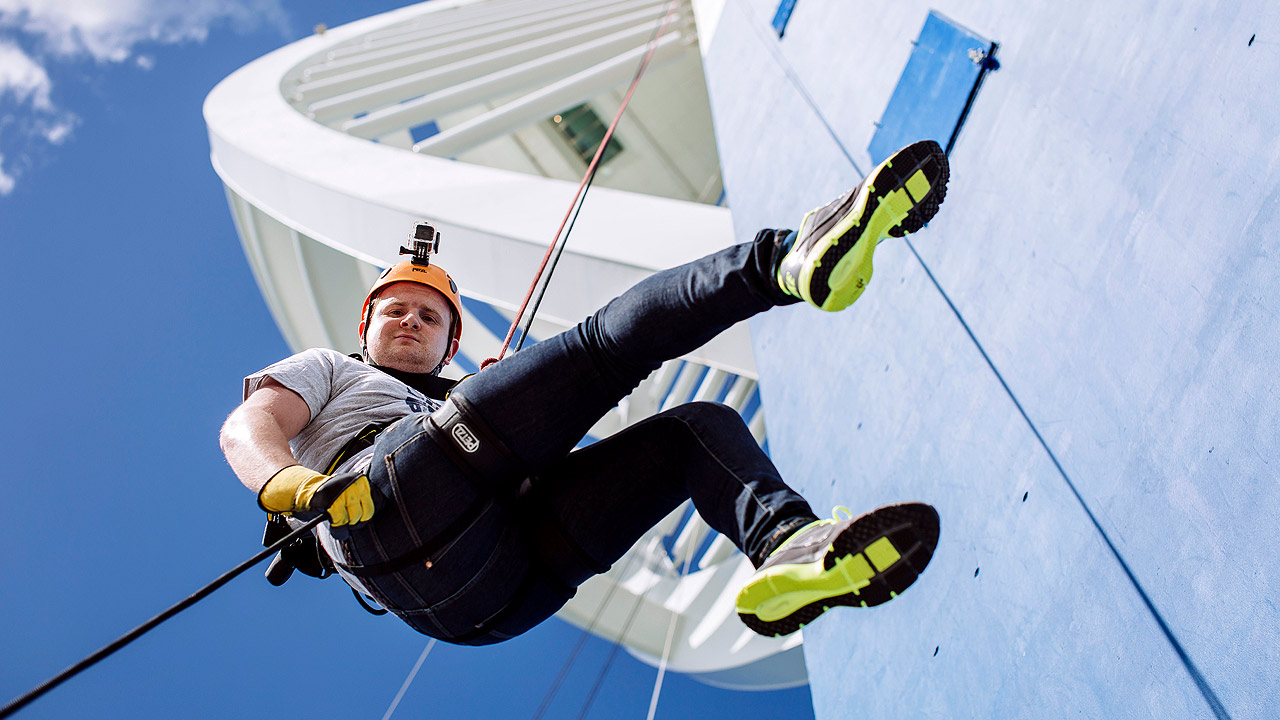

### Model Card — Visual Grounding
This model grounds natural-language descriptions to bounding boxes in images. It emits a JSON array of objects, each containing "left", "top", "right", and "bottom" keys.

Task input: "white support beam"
[
  {"left": 309, "top": 8, "right": 671, "bottom": 121},
  {"left": 288, "top": 228, "right": 337, "bottom": 350},
  {"left": 341, "top": 23, "right": 663, "bottom": 137},
  {"left": 413, "top": 31, "right": 686, "bottom": 157},
  {"left": 326, "top": 0, "right": 526, "bottom": 56},
  {"left": 226, "top": 189, "right": 301, "bottom": 352},
  {"left": 697, "top": 533, "right": 737, "bottom": 571},
  {"left": 327, "top": 0, "right": 580, "bottom": 60},
  {"left": 691, "top": 368, "right": 730, "bottom": 403},
  {"left": 721, "top": 376, "right": 757, "bottom": 413},
  {"left": 293, "top": 0, "right": 672, "bottom": 103},
  {"left": 748, "top": 411, "right": 767, "bottom": 445},
  {"left": 671, "top": 514, "right": 712, "bottom": 570},
  {"left": 659, "top": 359, "right": 702, "bottom": 413},
  {"left": 306, "top": 0, "right": 648, "bottom": 81}
]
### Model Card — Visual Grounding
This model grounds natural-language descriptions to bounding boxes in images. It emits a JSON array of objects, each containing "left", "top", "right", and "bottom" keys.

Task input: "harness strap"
[
  {"left": 259, "top": 421, "right": 390, "bottom": 586},
  {"left": 333, "top": 396, "right": 527, "bottom": 579},
  {"left": 326, "top": 421, "right": 393, "bottom": 474},
  {"left": 334, "top": 494, "right": 491, "bottom": 578},
  {"left": 425, "top": 394, "right": 528, "bottom": 490},
  {"left": 296, "top": 395, "right": 597, "bottom": 643}
]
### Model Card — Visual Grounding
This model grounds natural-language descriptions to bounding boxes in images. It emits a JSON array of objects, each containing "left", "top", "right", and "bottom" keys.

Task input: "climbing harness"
[
  {"left": 361, "top": 360, "right": 459, "bottom": 400},
  {"left": 0, "top": 514, "right": 330, "bottom": 719},
  {"left": 331, "top": 394, "right": 603, "bottom": 645},
  {"left": 426, "top": 394, "right": 527, "bottom": 488},
  {"left": 260, "top": 419, "right": 387, "bottom": 595},
  {"left": 266, "top": 391, "right": 605, "bottom": 643}
]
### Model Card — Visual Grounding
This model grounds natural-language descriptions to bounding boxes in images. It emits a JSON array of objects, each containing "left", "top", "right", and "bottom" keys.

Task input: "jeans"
[{"left": 337, "top": 229, "right": 818, "bottom": 644}]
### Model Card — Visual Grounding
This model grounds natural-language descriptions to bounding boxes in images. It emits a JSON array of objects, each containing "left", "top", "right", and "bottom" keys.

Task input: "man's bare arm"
[{"left": 220, "top": 377, "right": 313, "bottom": 492}]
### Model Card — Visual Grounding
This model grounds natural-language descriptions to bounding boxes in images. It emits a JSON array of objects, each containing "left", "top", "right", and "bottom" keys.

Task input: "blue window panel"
[
  {"left": 772, "top": 0, "right": 799, "bottom": 38},
  {"left": 741, "top": 386, "right": 763, "bottom": 422},
  {"left": 868, "top": 11, "right": 997, "bottom": 165},
  {"left": 410, "top": 120, "right": 440, "bottom": 144},
  {"left": 460, "top": 296, "right": 537, "bottom": 347},
  {"left": 451, "top": 351, "right": 479, "bottom": 375}
]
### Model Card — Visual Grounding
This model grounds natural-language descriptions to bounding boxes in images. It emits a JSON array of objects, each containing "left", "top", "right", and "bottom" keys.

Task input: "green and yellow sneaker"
[
  {"left": 776, "top": 139, "right": 950, "bottom": 311},
  {"left": 735, "top": 503, "right": 940, "bottom": 637}
]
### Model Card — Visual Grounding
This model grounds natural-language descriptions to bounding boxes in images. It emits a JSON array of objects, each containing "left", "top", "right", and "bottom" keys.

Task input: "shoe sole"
[
  {"left": 736, "top": 503, "right": 940, "bottom": 637},
  {"left": 793, "top": 140, "right": 949, "bottom": 311}
]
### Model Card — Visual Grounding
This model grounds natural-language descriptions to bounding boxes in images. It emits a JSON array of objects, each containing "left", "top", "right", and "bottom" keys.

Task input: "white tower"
[{"left": 204, "top": 0, "right": 805, "bottom": 688}]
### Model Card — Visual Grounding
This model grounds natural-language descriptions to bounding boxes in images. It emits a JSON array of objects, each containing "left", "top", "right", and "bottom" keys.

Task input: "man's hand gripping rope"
[{"left": 258, "top": 465, "right": 376, "bottom": 526}]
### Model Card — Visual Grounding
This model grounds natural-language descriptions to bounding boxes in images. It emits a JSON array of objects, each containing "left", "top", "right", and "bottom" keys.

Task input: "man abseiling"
[{"left": 220, "top": 140, "right": 949, "bottom": 643}]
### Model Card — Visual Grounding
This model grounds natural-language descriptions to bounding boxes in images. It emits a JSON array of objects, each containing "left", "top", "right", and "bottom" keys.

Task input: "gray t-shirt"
[
  {"left": 244, "top": 348, "right": 442, "bottom": 597},
  {"left": 244, "top": 347, "right": 440, "bottom": 475}
]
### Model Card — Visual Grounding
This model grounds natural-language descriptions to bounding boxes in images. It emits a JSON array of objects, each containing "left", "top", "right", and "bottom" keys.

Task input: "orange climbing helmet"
[{"left": 358, "top": 222, "right": 463, "bottom": 347}]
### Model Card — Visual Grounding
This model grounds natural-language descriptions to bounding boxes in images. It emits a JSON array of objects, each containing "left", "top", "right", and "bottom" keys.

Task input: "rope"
[
  {"left": 512, "top": 162, "right": 596, "bottom": 354},
  {"left": 483, "top": 0, "right": 682, "bottom": 367},
  {"left": 530, "top": 545, "right": 643, "bottom": 720},
  {"left": 645, "top": 540, "right": 695, "bottom": 720},
  {"left": 321, "top": 14, "right": 679, "bottom": 714},
  {"left": 381, "top": 639, "right": 438, "bottom": 720},
  {"left": 572, "top": 562, "right": 650, "bottom": 720},
  {"left": 573, "top": 538, "right": 693, "bottom": 720},
  {"left": 0, "top": 513, "right": 330, "bottom": 720}
]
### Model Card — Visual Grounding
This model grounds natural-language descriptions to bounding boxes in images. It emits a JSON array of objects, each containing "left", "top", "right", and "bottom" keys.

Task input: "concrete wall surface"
[{"left": 700, "top": 0, "right": 1279, "bottom": 717}]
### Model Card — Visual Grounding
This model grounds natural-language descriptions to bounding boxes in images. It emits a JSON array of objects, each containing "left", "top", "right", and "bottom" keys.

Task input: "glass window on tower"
[{"left": 550, "top": 103, "right": 624, "bottom": 167}]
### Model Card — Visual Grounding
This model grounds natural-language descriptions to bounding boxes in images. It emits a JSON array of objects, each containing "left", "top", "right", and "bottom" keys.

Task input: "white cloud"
[
  {"left": 0, "top": 0, "right": 288, "bottom": 63},
  {"left": 40, "top": 116, "right": 74, "bottom": 143},
  {"left": 0, "top": 39, "right": 52, "bottom": 109},
  {"left": 0, "top": 0, "right": 288, "bottom": 195},
  {"left": 0, "top": 153, "right": 15, "bottom": 194}
]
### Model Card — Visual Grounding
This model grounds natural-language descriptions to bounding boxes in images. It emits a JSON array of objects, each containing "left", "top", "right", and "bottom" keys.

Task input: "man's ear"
[{"left": 444, "top": 338, "right": 460, "bottom": 365}]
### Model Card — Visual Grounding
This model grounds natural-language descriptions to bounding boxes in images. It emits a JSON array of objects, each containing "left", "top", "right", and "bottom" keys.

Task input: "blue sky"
[{"left": 0, "top": 2, "right": 814, "bottom": 717}]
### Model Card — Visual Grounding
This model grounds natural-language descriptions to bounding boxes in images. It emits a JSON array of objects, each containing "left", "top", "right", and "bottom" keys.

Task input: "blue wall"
[{"left": 701, "top": 1, "right": 1279, "bottom": 717}]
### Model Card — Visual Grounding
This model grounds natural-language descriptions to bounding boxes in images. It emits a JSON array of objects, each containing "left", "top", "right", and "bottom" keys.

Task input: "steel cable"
[{"left": 0, "top": 514, "right": 329, "bottom": 719}]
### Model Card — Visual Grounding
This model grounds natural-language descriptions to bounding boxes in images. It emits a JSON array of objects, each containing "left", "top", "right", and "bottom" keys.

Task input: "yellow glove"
[{"left": 258, "top": 466, "right": 376, "bottom": 527}]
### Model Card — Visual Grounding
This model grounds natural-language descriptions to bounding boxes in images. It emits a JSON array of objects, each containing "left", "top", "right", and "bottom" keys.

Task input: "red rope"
[{"left": 480, "top": 0, "right": 681, "bottom": 370}]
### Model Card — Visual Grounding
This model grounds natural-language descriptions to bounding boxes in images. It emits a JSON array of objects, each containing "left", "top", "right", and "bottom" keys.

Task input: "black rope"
[
  {"left": 0, "top": 513, "right": 330, "bottom": 719},
  {"left": 511, "top": 0, "right": 674, "bottom": 354},
  {"left": 573, "top": 573, "right": 648, "bottom": 720},
  {"left": 529, "top": 548, "right": 641, "bottom": 720},
  {"left": 514, "top": 161, "right": 600, "bottom": 352},
  {"left": 575, "top": 532, "right": 697, "bottom": 720}
]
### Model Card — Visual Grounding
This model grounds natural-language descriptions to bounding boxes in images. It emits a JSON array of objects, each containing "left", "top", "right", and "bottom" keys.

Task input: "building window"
[
  {"left": 551, "top": 104, "right": 623, "bottom": 167},
  {"left": 867, "top": 11, "right": 998, "bottom": 164},
  {"left": 772, "top": 0, "right": 798, "bottom": 37}
]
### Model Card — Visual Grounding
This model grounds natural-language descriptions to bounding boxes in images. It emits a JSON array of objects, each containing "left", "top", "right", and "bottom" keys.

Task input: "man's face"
[{"left": 365, "top": 282, "right": 458, "bottom": 373}]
